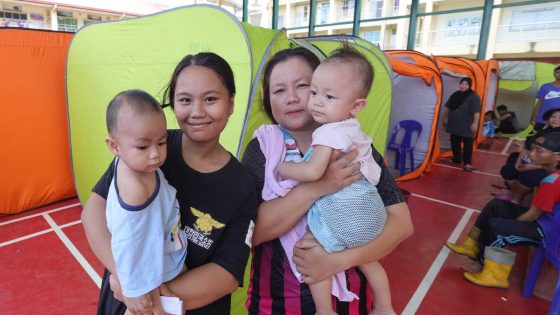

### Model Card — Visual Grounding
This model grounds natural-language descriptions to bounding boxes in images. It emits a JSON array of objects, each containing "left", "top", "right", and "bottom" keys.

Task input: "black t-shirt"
[
  {"left": 93, "top": 130, "right": 257, "bottom": 315},
  {"left": 445, "top": 93, "right": 482, "bottom": 138}
]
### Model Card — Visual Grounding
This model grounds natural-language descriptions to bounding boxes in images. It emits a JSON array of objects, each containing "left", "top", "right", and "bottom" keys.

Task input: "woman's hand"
[
  {"left": 470, "top": 122, "right": 478, "bottom": 134},
  {"left": 109, "top": 274, "right": 124, "bottom": 302},
  {"left": 292, "top": 235, "right": 346, "bottom": 284},
  {"left": 309, "top": 149, "right": 361, "bottom": 197}
]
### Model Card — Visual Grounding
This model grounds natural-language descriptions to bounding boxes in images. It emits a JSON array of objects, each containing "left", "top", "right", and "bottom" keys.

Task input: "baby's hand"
[
  {"left": 149, "top": 288, "right": 166, "bottom": 315},
  {"left": 124, "top": 293, "right": 153, "bottom": 314}
]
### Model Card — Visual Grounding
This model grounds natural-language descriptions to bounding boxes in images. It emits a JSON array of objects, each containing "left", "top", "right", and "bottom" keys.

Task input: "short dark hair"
[
  {"left": 262, "top": 47, "right": 321, "bottom": 123},
  {"left": 554, "top": 65, "right": 560, "bottom": 72},
  {"left": 485, "top": 110, "right": 497, "bottom": 120},
  {"left": 543, "top": 107, "right": 560, "bottom": 121},
  {"left": 496, "top": 104, "right": 508, "bottom": 111},
  {"left": 163, "top": 52, "right": 235, "bottom": 110},
  {"left": 324, "top": 45, "right": 374, "bottom": 98},
  {"left": 106, "top": 89, "right": 162, "bottom": 134}
]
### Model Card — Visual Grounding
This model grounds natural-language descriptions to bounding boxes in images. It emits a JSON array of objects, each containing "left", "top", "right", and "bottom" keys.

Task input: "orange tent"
[
  {"left": 385, "top": 50, "right": 443, "bottom": 181},
  {"left": 0, "top": 29, "right": 76, "bottom": 214}
]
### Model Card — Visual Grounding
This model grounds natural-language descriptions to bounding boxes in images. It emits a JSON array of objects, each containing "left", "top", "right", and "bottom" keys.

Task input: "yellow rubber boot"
[
  {"left": 463, "top": 247, "right": 516, "bottom": 289},
  {"left": 445, "top": 226, "right": 480, "bottom": 259}
]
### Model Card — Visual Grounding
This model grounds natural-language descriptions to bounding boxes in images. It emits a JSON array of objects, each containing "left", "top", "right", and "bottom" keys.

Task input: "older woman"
[
  {"left": 81, "top": 52, "right": 257, "bottom": 314},
  {"left": 442, "top": 77, "right": 482, "bottom": 172},
  {"left": 242, "top": 47, "right": 413, "bottom": 314}
]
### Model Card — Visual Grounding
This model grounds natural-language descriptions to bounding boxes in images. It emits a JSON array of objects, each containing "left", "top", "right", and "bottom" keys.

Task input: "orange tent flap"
[
  {"left": 0, "top": 29, "right": 76, "bottom": 214},
  {"left": 388, "top": 56, "right": 433, "bottom": 86},
  {"left": 385, "top": 50, "right": 444, "bottom": 182}
]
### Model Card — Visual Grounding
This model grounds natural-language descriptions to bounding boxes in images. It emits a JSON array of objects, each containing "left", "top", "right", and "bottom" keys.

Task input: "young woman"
[{"left": 81, "top": 52, "right": 257, "bottom": 315}]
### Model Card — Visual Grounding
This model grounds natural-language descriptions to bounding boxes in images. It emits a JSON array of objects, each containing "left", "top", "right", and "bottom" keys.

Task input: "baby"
[{"left": 104, "top": 90, "right": 187, "bottom": 314}]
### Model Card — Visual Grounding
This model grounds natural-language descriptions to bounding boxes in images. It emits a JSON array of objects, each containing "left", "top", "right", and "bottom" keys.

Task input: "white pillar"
[
  {"left": 485, "top": 0, "right": 502, "bottom": 58},
  {"left": 420, "top": 0, "right": 433, "bottom": 53},
  {"left": 50, "top": 5, "right": 58, "bottom": 31},
  {"left": 329, "top": 0, "right": 336, "bottom": 23},
  {"left": 380, "top": 24, "right": 387, "bottom": 49},
  {"left": 285, "top": 2, "right": 292, "bottom": 28}
]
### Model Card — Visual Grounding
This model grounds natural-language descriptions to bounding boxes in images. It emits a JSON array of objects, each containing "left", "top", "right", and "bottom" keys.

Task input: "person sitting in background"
[
  {"left": 495, "top": 104, "right": 519, "bottom": 136},
  {"left": 446, "top": 131, "right": 560, "bottom": 289},
  {"left": 478, "top": 110, "right": 497, "bottom": 149},
  {"left": 495, "top": 107, "right": 560, "bottom": 204}
]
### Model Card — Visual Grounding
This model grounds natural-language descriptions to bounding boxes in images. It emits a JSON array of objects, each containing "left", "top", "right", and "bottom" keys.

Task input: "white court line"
[
  {"left": 402, "top": 209, "right": 475, "bottom": 315},
  {"left": 476, "top": 150, "right": 507, "bottom": 156},
  {"left": 433, "top": 163, "right": 501, "bottom": 178},
  {"left": 0, "top": 202, "right": 81, "bottom": 227},
  {"left": 501, "top": 138, "right": 514, "bottom": 155},
  {"left": 410, "top": 193, "right": 481, "bottom": 213},
  {"left": 0, "top": 229, "right": 53, "bottom": 248},
  {"left": 0, "top": 220, "right": 81, "bottom": 248},
  {"left": 43, "top": 214, "right": 101, "bottom": 288}
]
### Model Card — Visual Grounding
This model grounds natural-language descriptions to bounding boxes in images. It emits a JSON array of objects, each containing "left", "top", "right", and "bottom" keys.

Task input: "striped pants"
[{"left": 475, "top": 198, "right": 543, "bottom": 259}]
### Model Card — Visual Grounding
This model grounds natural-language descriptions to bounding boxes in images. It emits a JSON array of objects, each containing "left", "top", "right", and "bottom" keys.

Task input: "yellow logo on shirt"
[{"left": 190, "top": 207, "right": 225, "bottom": 235}]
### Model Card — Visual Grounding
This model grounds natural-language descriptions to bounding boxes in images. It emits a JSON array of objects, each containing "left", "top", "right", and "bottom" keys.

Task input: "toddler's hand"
[{"left": 123, "top": 293, "right": 152, "bottom": 314}]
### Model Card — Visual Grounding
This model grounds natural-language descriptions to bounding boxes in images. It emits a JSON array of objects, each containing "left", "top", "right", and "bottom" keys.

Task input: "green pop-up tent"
[
  {"left": 496, "top": 61, "right": 559, "bottom": 138},
  {"left": 66, "top": 5, "right": 294, "bottom": 314}
]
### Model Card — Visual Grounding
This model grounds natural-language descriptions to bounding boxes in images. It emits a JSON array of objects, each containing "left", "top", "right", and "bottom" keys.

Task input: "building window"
[
  {"left": 278, "top": 14, "right": 284, "bottom": 28},
  {"left": 510, "top": 6, "right": 560, "bottom": 31},
  {"left": 318, "top": 2, "right": 330, "bottom": 25},
  {"left": 57, "top": 11, "right": 77, "bottom": 32},
  {"left": 0, "top": 11, "right": 27, "bottom": 20},
  {"left": 446, "top": 15, "right": 481, "bottom": 36},
  {"left": 363, "top": 30, "right": 381, "bottom": 44},
  {"left": 367, "top": 0, "right": 383, "bottom": 19},
  {"left": 83, "top": 14, "right": 102, "bottom": 27},
  {"left": 295, "top": 5, "right": 308, "bottom": 26},
  {"left": 0, "top": 10, "right": 28, "bottom": 28},
  {"left": 341, "top": 0, "right": 355, "bottom": 18}
]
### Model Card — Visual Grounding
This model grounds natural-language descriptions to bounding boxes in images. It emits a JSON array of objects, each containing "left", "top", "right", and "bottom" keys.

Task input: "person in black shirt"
[
  {"left": 496, "top": 107, "right": 560, "bottom": 203},
  {"left": 442, "top": 77, "right": 482, "bottom": 172},
  {"left": 81, "top": 52, "right": 257, "bottom": 315},
  {"left": 495, "top": 104, "right": 519, "bottom": 136}
]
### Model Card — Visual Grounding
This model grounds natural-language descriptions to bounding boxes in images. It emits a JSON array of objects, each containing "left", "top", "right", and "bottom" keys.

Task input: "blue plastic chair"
[
  {"left": 523, "top": 211, "right": 560, "bottom": 315},
  {"left": 386, "top": 120, "right": 423, "bottom": 176}
]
